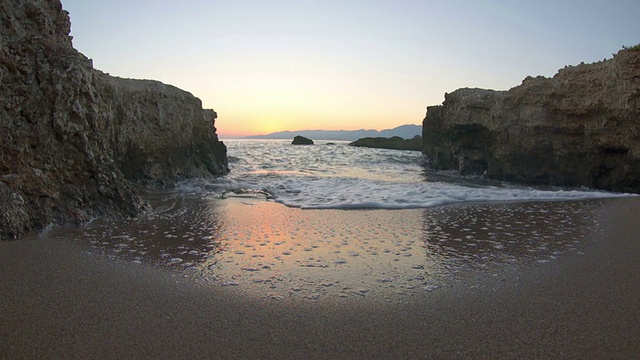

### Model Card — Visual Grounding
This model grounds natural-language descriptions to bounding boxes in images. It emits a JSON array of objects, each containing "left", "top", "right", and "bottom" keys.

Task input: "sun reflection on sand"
[
  {"left": 200, "top": 197, "right": 444, "bottom": 300},
  {"left": 54, "top": 192, "right": 607, "bottom": 302}
]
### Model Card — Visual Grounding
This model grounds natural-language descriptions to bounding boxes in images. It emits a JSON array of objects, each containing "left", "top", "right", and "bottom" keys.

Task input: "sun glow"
[
  {"left": 64, "top": 0, "right": 638, "bottom": 139},
  {"left": 255, "top": 118, "right": 287, "bottom": 135}
]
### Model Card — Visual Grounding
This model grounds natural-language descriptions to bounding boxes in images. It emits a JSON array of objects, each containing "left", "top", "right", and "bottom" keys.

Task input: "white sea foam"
[
  {"left": 264, "top": 177, "right": 629, "bottom": 209},
  {"left": 199, "top": 140, "right": 634, "bottom": 210}
]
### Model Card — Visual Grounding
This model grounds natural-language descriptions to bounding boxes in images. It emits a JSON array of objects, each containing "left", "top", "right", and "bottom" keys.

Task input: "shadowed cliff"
[
  {"left": 0, "top": 1, "right": 228, "bottom": 240},
  {"left": 423, "top": 49, "right": 640, "bottom": 193}
]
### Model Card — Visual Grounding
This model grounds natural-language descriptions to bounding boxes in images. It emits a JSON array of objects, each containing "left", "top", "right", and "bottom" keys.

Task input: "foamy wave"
[
  {"left": 263, "top": 177, "right": 631, "bottom": 209},
  {"left": 192, "top": 140, "right": 635, "bottom": 209}
]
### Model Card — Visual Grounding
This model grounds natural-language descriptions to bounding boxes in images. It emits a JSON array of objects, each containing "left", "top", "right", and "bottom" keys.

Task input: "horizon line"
[{"left": 218, "top": 123, "right": 422, "bottom": 138}]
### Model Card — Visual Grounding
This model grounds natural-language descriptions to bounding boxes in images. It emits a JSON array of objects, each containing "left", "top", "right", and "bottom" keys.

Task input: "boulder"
[
  {"left": 0, "top": 1, "right": 228, "bottom": 240},
  {"left": 423, "top": 49, "right": 640, "bottom": 193},
  {"left": 292, "top": 135, "right": 314, "bottom": 145}
]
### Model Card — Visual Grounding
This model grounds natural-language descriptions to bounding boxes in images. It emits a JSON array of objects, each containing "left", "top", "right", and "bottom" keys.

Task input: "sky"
[{"left": 61, "top": 0, "right": 639, "bottom": 138}]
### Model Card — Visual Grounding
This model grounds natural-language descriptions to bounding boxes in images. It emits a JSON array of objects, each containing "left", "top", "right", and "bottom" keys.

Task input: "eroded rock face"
[
  {"left": 423, "top": 50, "right": 640, "bottom": 193},
  {"left": 0, "top": 1, "right": 228, "bottom": 240},
  {"left": 96, "top": 75, "right": 228, "bottom": 186}
]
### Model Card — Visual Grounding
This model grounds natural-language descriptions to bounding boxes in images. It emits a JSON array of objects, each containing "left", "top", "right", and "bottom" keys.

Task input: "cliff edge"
[
  {"left": 423, "top": 49, "right": 640, "bottom": 192},
  {"left": 0, "top": 1, "right": 228, "bottom": 240}
]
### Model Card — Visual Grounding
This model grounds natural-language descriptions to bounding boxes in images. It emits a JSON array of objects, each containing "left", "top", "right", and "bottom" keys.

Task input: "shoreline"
[{"left": 1, "top": 197, "right": 639, "bottom": 358}]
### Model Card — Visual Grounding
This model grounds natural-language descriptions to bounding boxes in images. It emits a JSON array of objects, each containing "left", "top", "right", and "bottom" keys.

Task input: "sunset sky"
[{"left": 61, "top": 0, "right": 639, "bottom": 138}]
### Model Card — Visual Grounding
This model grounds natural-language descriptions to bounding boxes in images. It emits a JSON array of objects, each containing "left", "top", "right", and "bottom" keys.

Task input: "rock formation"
[
  {"left": 349, "top": 136, "right": 422, "bottom": 151},
  {"left": 292, "top": 135, "right": 314, "bottom": 145},
  {"left": 423, "top": 49, "right": 640, "bottom": 193},
  {"left": 0, "top": 1, "right": 228, "bottom": 240}
]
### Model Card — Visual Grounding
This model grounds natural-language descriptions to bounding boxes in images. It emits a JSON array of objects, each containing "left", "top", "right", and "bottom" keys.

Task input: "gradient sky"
[{"left": 61, "top": 0, "right": 639, "bottom": 138}]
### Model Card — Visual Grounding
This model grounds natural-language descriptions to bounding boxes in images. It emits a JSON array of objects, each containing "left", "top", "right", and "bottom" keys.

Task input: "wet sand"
[{"left": 1, "top": 197, "right": 639, "bottom": 358}]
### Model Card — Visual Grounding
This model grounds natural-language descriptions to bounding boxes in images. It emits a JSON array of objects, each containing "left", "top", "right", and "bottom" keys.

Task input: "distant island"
[{"left": 245, "top": 124, "right": 421, "bottom": 141}]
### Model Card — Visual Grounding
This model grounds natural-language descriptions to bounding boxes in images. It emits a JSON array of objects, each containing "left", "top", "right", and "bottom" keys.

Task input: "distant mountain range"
[{"left": 245, "top": 124, "right": 422, "bottom": 141}]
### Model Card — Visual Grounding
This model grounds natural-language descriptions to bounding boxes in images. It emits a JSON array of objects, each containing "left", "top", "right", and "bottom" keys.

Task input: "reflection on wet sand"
[
  {"left": 199, "top": 197, "right": 442, "bottom": 301},
  {"left": 47, "top": 191, "right": 224, "bottom": 273},
  {"left": 52, "top": 192, "right": 605, "bottom": 302},
  {"left": 421, "top": 200, "right": 604, "bottom": 271}
]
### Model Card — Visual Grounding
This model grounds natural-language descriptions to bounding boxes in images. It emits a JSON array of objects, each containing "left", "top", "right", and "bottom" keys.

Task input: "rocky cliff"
[
  {"left": 0, "top": 1, "right": 228, "bottom": 240},
  {"left": 423, "top": 49, "right": 640, "bottom": 193}
]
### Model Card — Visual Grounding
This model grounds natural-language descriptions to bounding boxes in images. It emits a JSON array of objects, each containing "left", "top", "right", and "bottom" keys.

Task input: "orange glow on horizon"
[
  {"left": 216, "top": 115, "right": 293, "bottom": 138},
  {"left": 214, "top": 109, "right": 424, "bottom": 139}
]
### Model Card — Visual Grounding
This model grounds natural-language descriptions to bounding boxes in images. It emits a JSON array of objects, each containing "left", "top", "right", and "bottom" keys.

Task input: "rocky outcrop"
[
  {"left": 292, "top": 135, "right": 314, "bottom": 145},
  {"left": 349, "top": 136, "right": 422, "bottom": 151},
  {"left": 0, "top": 1, "right": 228, "bottom": 240},
  {"left": 423, "top": 49, "right": 640, "bottom": 193},
  {"left": 96, "top": 75, "right": 228, "bottom": 185}
]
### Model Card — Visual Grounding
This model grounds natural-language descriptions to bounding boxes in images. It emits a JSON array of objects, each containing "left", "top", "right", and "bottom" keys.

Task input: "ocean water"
[
  {"left": 196, "top": 139, "right": 627, "bottom": 208},
  {"left": 55, "top": 139, "right": 631, "bottom": 302}
]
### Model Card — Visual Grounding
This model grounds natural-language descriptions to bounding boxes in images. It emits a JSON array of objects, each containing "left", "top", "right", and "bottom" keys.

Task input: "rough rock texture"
[
  {"left": 0, "top": 1, "right": 228, "bottom": 240},
  {"left": 292, "top": 135, "right": 314, "bottom": 145},
  {"left": 423, "top": 49, "right": 640, "bottom": 193},
  {"left": 96, "top": 75, "right": 228, "bottom": 185},
  {"left": 349, "top": 136, "right": 422, "bottom": 151}
]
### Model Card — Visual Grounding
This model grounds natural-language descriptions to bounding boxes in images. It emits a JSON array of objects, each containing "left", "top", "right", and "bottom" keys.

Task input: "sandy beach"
[{"left": 1, "top": 197, "right": 639, "bottom": 359}]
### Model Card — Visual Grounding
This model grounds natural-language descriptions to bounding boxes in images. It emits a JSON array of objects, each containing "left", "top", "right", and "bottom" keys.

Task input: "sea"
[
  {"left": 55, "top": 139, "right": 631, "bottom": 302},
  {"left": 193, "top": 139, "right": 624, "bottom": 208}
]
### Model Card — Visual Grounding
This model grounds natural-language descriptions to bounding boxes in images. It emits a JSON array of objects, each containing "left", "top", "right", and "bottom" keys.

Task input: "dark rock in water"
[
  {"left": 292, "top": 136, "right": 314, "bottom": 145},
  {"left": 349, "top": 136, "right": 422, "bottom": 151},
  {"left": 0, "top": 1, "right": 228, "bottom": 240},
  {"left": 423, "top": 48, "right": 640, "bottom": 193}
]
